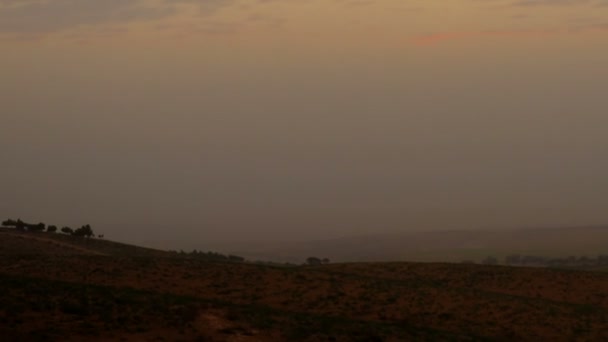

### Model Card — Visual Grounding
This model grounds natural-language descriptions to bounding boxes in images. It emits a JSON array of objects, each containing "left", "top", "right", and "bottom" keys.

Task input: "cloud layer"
[{"left": 0, "top": 0, "right": 243, "bottom": 34}]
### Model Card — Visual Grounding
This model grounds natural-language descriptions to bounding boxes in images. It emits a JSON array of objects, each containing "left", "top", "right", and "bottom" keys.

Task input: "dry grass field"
[{"left": 1, "top": 229, "right": 607, "bottom": 341}]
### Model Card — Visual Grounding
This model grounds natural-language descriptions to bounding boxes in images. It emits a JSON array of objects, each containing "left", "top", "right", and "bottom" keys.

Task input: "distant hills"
[
  {"left": 234, "top": 226, "right": 608, "bottom": 264},
  {"left": 5, "top": 223, "right": 608, "bottom": 267}
]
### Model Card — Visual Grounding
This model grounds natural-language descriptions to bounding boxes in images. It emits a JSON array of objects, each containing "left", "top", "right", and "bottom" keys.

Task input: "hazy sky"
[{"left": 2, "top": 0, "right": 608, "bottom": 249}]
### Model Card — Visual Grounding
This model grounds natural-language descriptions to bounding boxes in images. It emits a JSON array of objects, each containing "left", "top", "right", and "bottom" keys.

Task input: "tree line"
[
  {"left": 169, "top": 249, "right": 246, "bottom": 262},
  {"left": 473, "top": 254, "right": 608, "bottom": 268},
  {"left": 305, "top": 257, "right": 330, "bottom": 266},
  {"left": 503, "top": 254, "right": 608, "bottom": 268},
  {"left": 2, "top": 218, "right": 97, "bottom": 238},
  {"left": 168, "top": 251, "right": 330, "bottom": 266}
]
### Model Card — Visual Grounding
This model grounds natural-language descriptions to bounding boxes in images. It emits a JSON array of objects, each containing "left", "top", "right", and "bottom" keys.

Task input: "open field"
[{"left": 1, "top": 229, "right": 608, "bottom": 341}]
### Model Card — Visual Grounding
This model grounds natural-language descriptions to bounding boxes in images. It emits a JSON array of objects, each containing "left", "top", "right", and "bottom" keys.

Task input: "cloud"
[
  {"left": 412, "top": 24, "right": 608, "bottom": 46},
  {"left": 165, "top": 0, "right": 237, "bottom": 11},
  {"left": 476, "top": 0, "right": 608, "bottom": 9},
  {"left": 0, "top": 0, "right": 176, "bottom": 34},
  {"left": 509, "top": 0, "right": 608, "bottom": 6},
  {"left": 0, "top": 0, "right": 242, "bottom": 35},
  {"left": 413, "top": 29, "right": 557, "bottom": 46}
]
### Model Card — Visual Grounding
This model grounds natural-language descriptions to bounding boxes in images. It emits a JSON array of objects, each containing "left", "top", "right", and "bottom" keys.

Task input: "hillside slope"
[
  {"left": 0, "top": 228, "right": 171, "bottom": 257},
  {"left": 1, "top": 231, "right": 608, "bottom": 340}
]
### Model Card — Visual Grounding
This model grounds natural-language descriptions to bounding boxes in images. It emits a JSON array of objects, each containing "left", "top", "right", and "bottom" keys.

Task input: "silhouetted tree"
[
  {"left": 321, "top": 258, "right": 330, "bottom": 264},
  {"left": 61, "top": 227, "right": 74, "bottom": 235},
  {"left": 85, "top": 224, "right": 94, "bottom": 238},
  {"left": 4, "top": 219, "right": 46, "bottom": 231},
  {"left": 2, "top": 219, "right": 17, "bottom": 227},
  {"left": 47, "top": 225, "right": 57, "bottom": 233},
  {"left": 73, "top": 224, "right": 94, "bottom": 238},
  {"left": 29, "top": 222, "right": 45, "bottom": 232},
  {"left": 306, "top": 257, "right": 322, "bottom": 266}
]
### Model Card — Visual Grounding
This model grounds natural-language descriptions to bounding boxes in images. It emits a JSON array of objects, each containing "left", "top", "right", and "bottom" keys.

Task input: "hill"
[
  {"left": 1, "top": 229, "right": 607, "bottom": 341},
  {"left": 0, "top": 228, "right": 172, "bottom": 257}
]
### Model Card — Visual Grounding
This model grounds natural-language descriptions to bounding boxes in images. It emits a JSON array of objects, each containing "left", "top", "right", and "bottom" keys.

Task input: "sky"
[{"left": 2, "top": 0, "right": 608, "bottom": 250}]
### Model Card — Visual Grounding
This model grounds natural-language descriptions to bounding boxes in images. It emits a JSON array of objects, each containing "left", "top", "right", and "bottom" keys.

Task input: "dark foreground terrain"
[{"left": 1, "top": 229, "right": 607, "bottom": 341}]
